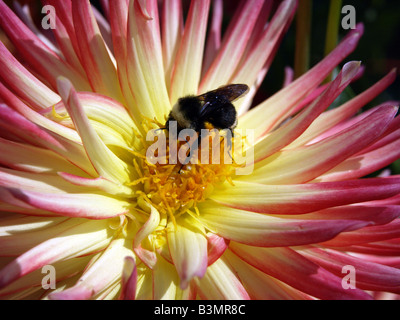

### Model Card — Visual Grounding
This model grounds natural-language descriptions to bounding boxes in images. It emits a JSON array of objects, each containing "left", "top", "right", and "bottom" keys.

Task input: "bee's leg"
[
  {"left": 178, "top": 134, "right": 201, "bottom": 173},
  {"left": 225, "top": 128, "right": 234, "bottom": 161}
]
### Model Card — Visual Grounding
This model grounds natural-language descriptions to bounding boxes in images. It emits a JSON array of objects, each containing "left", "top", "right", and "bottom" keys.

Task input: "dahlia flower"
[{"left": 0, "top": 0, "right": 399, "bottom": 300}]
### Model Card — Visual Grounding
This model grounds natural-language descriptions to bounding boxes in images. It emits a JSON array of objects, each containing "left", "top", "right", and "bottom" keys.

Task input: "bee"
[
  {"left": 166, "top": 84, "right": 249, "bottom": 135},
  {"left": 164, "top": 84, "right": 249, "bottom": 168}
]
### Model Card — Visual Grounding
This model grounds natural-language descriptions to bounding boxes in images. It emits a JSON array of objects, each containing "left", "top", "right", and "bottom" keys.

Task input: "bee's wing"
[
  {"left": 197, "top": 84, "right": 249, "bottom": 102},
  {"left": 198, "top": 84, "right": 249, "bottom": 118}
]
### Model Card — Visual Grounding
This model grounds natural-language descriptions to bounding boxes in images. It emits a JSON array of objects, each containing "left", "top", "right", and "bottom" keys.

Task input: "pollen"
[{"left": 130, "top": 118, "right": 242, "bottom": 223}]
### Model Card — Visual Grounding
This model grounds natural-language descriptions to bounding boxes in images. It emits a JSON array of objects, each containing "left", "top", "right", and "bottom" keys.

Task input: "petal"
[
  {"left": 210, "top": 178, "right": 400, "bottom": 215},
  {"left": 316, "top": 137, "right": 400, "bottom": 182},
  {"left": 224, "top": 249, "right": 310, "bottom": 300},
  {"left": 133, "top": 205, "right": 160, "bottom": 269},
  {"left": 0, "top": 137, "right": 86, "bottom": 176},
  {"left": 229, "top": 242, "right": 372, "bottom": 300},
  {"left": 161, "top": 0, "right": 183, "bottom": 90},
  {"left": 108, "top": 0, "right": 138, "bottom": 122},
  {"left": 0, "top": 0, "right": 91, "bottom": 91},
  {"left": 247, "top": 105, "right": 397, "bottom": 184},
  {"left": 206, "top": 233, "right": 229, "bottom": 266},
  {"left": 7, "top": 188, "right": 132, "bottom": 219},
  {"left": 252, "top": 61, "right": 361, "bottom": 162},
  {"left": 229, "top": 0, "right": 297, "bottom": 89},
  {"left": 57, "top": 77, "right": 133, "bottom": 184},
  {"left": 49, "top": 237, "right": 135, "bottom": 300},
  {"left": 127, "top": 0, "right": 171, "bottom": 120},
  {"left": 152, "top": 255, "right": 179, "bottom": 300},
  {"left": 196, "top": 202, "right": 367, "bottom": 247},
  {"left": 167, "top": 214, "right": 208, "bottom": 289},
  {"left": 72, "top": 0, "right": 124, "bottom": 103},
  {"left": 302, "top": 248, "right": 400, "bottom": 293},
  {"left": 119, "top": 256, "right": 137, "bottom": 300},
  {"left": 0, "top": 255, "right": 92, "bottom": 298},
  {"left": 321, "top": 218, "right": 400, "bottom": 247},
  {"left": 202, "top": 0, "right": 223, "bottom": 77},
  {"left": 58, "top": 172, "right": 134, "bottom": 197},
  {"left": 239, "top": 24, "right": 363, "bottom": 138},
  {"left": 288, "top": 69, "right": 397, "bottom": 149},
  {"left": 194, "top": 256, "right": 250, "bottom": 300},
  {"left": 0, "top": 219, "right": 113, "bottom": 289},
  {"left": 169, "top": 0, "right": 210, "bottom": 103},
  {"left": 199, "top": 0, "right": 265, "bottom": 93},
  {"left": 0, "top": 41, "right": 60, "bottom": 110}
]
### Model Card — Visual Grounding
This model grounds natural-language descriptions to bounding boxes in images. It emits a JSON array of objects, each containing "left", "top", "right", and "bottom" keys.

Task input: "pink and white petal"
[
  {"left": 229, "top": 0, "right": 297, "bottom": 90},
  {"left": 315, "top": 138, "right": 400, "bottom": 182},
  {"left": 41, "top": 0, "right": 87, "bottom": 77},
  {"left": 295, "top": 204, "right": 400, "bottom": 227},
  {"left": 301, "top": 248, "right": 400, "bottom": 293},
  {"left": 0, "top": 41, "right": 60, "bottom": 110},
  {"left": 211, "top": 178, "right": 400, "bottom": 215},
  {"left": 91, "top": 4, "right": 114, "bottom": 53},
  {"left": 194, "top": 256, "right": 250, "bottom": 300},
  {"left": 247, "top": 105, "right": 397, "bottom": 184},
  {"left": 57, "top": 78, "right": 133, "bottom": 184},
  {"left": 207, "top": 233, "right": 229, "bottom": 266},
  {"left": 44, "top": 0, "right": 83, "bottom": 65},
  {"left": 0, "top": 219, "right": 113, "bottom": 290},
  {"left": 0, "top": 0, "right": 91, "bottom": 92},
  {"left": 197, "top": 202, "right": 367, "bottom": 247},
  {"left": 161, "top": 0, "right": 183, "bottom": 90},
  {"left": 0, "top": 83, "right": 80, "bottom": 144},
  {"left": 7, "top": 188, "right": 131, "bottom": 219},
  {"left": 167, "top": 214, "right": 208, "bottom": 289},
  {"left": 133, "top": 205, "right": 160, "bottom": 269},
  {"left": 0, "top": 216, "right": 71, "bottom": 257},
  {"left": 72, "top": 0, "right": 124, "bottom": 103},
  {"left": 0, "top": 254, "right": 92, "bottom": 298},
  {"left": 169, "top": 0, "right": 210, "bottom": 103},
  {"left": 321, "top": 219, "right": 400, "bottom": 247},
  {"left": 127, "top": 0, "right": 171, "bottom": 120},
  {"left": 202, "top": 0, "right": 223, "bottom": 78},
  {"left": 119, "top": 256, "right": 137, "bottom": 300},
  {"left": 252, "top": 61, "right": 361, "bottom": 162},
  {"left": 288, "top": 69, "right": 397, "bottom": 148},
  {"left": 239, "top": 24, "right": 363, "bottom": 138},
  {"left": 108, "top": 0, "right": 140, "bottom": 125},
  {"left": 0, "top": 187, "right": 60, "bottom": 217},
  {"left": 58, "top": 172, "right": 134, "bottom": 197},
  {"left": 43, "top": 92, "right": 138, "bottom": 142},
  {"left": 229, "top": 242, "right": 372, "bottom": 300},
  {"left": 152, "top": 255, "right": 179, "bottom": 300},
  {"left": 224, "top": 249, "right": 311, "bottom": 300},
  {"left": 0, "top": 166, "right": 93, "bottom": 193},
  {"left": 0, "top": 137, "right": 87, "bottom": 176},
  {"left": 199, "top": 0, "right": 264, "bottom": 93},
  {"left": 49, "top": 237, "right": 135, "bottom": 300}
]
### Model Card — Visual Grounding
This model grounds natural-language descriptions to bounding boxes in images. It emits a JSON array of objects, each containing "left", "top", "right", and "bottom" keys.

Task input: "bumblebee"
[{"left": 165, "top": 84, "right": 249, "bottom": 135}]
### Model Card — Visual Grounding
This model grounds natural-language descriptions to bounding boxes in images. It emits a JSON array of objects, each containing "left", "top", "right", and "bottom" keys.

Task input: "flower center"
[{"left": 130, "top": 118, "right": 240, "bottom": 223}]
